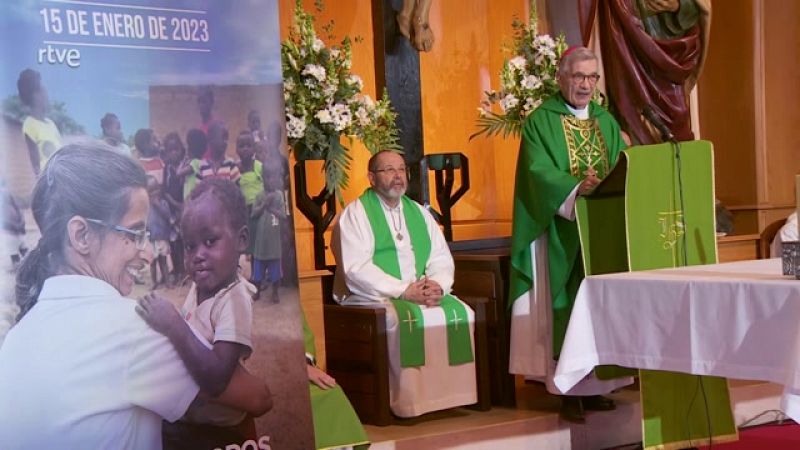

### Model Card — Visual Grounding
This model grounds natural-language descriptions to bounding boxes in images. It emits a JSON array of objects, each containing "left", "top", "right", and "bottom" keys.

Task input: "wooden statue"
[
  {"left": 397, "top": 0, "right": 434, "bottom": 52},
  {"left": 579, "top": 0, "right": 711, "bottom": 144}
]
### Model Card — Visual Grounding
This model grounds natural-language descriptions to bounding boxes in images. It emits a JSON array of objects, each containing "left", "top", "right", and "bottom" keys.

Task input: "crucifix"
[
  {"left": 396, "top": 0, "right": 434, "bottom": 52},
  {"left": 371, "top": 0, "right": 426, "bottom": 201},
  {"left": 402, "top": 309, "right": 418, "bottom": 333}
]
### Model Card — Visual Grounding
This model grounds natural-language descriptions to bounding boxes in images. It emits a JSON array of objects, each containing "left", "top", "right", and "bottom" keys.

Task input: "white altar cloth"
[{"left": 554, "top": 258, "right": 800, "bottom": 420}]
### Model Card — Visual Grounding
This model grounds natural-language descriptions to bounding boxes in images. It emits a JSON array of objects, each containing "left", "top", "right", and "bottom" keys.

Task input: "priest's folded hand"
[
  {"left": 422, "top": 279, "right": 444, "bottom": 296},
  {"left": 402, "top": 279, "right": 430, "bottom": 303},
  {"left": 420, "top": 292, "right": 443, "bottom": 307},
  {"left": 578, "top": 176, "right": 601, "bottom": 195}
]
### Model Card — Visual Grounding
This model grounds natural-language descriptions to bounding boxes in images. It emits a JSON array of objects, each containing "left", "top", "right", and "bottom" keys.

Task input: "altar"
[{"left": 554, "top": 258, "right": 800, "bottom": 422}]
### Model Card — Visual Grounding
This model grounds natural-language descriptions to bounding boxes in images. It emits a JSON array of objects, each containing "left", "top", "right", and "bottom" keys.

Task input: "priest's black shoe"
[
  {"left": 559, "top": 396, "right": 585, "bottom": 423},
  {"left": 582, "top": 395, "right": 616, "bottom": 411}
]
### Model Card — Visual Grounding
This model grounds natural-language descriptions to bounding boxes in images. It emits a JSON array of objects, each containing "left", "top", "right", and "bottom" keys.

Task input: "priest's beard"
[{"left": 375, "top": 181, "right": 406, "bottom": 205}]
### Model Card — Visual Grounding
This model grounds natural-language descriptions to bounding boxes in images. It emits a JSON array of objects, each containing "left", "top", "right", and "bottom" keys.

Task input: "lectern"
[{"left": 575, "top": 141, "right": 737, "bottom": 448}]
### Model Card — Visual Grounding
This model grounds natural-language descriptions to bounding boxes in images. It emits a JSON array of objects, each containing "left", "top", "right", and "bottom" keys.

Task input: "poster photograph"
[{"left": 0, "top": 1, "right": 313, "bottom": 449}]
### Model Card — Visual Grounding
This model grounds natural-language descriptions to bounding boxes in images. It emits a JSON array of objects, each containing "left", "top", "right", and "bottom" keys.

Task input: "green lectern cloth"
[{"left": 576, "top": 141, "right": 737, "bottom": 449}]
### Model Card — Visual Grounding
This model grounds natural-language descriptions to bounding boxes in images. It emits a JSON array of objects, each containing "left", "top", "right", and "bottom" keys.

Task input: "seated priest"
[{"left": 332, "top": 150, "right": 477, "bottom": 418}]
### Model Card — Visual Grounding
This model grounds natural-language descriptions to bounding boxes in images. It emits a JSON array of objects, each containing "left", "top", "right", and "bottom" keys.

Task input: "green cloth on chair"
[{"left": 303, "top": 314, "right": 369, "bottom": 449}]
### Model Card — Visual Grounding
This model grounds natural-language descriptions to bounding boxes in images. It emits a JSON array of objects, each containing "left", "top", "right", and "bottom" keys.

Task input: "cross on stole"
[
  {"left": 448, "top": 309, "right": 461, "bottom": 331},
  {"left": 402, "top": 309, "right": 418, "bottom": 333}
]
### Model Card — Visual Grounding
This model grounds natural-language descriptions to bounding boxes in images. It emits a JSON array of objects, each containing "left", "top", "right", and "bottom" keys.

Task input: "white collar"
[
  {"left": 377, "top": 195, "right": 402, "bottom": 212},
  {"left": 38, "top": 275, "right": 123, "bottom": 301},
  {"left": 566, "top": 103, "right": 590, "bottom": 120}
]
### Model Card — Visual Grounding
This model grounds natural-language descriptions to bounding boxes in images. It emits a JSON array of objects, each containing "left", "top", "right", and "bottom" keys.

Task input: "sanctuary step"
[{"left": 365, "top": 378, "right": 783, "bottom": 450}]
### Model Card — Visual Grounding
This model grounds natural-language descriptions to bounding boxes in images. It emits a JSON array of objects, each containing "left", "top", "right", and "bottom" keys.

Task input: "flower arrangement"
[
  {"left": 470, "top": 5, "right": 567, "bottom": 140},
  {"left": 282, "top": 0, "right": 400, "bottom": 201}
]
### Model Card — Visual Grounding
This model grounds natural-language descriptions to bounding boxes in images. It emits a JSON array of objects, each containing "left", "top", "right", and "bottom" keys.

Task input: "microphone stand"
[
  {"left": 668, "top": 135, "right": 689, "bottom": 268},
  {"left": 647, "top": 108, "right": 689, "bottom": 268},
  {"left": 658, "top": 122, "right": 713, "bottom": 448},
  {"left": 661, "top": 128, "right": 689, "bottom": 267}
]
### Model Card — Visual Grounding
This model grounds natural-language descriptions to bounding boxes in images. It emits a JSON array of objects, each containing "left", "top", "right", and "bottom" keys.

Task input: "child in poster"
[
  {"left": 139, "top": 179, "right": 261, "bottom": 449},
  {"left": 250, "top": 168, "right": 285, "bottom": 303}
]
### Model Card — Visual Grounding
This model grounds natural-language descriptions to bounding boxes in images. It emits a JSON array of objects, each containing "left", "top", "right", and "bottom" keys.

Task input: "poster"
[{"left": 0, "top": 1, "right": 313, "bottom": 448}]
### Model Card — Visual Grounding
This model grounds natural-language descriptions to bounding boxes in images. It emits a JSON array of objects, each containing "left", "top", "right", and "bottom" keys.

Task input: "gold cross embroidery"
[
  {"left": 561, "top": 115, "right": 610, "bottom": 179},
  {"left": 402, "top": 310, "right": 418, "bottom": 333}
]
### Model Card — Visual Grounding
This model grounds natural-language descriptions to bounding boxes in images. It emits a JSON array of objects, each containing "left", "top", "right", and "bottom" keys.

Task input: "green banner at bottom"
[{"left": 641, "top": 370, "right": 738, "bottom": 449}]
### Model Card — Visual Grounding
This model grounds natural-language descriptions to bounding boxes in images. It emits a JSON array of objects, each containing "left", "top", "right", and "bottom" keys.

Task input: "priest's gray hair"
[{"left": 558, "top": 47, "right": 598, "bottom": 77}]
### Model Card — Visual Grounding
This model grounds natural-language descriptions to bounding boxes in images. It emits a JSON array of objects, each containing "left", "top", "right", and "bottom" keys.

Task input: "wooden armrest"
[
  {"left": 323, "top": 304, "right": 386, "bottom": 344},
  {"left": 459, "top": 296, "right": 489, "bottom": 307}
]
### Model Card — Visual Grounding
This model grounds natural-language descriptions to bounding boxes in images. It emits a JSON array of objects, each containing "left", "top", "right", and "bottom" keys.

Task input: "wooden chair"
[
  {"left": 759, "top": 218, "right": 787, "bottom": 259},
  {"left": 449, "top": 237, "right": 517, "bottom": 407},
  {"left": 321, "top": 273, "right": 491, "bottom": 426}
]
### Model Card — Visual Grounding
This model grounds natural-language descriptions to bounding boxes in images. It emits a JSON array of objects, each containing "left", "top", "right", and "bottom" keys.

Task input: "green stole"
[{"left": 360, "top": 189, "right": 473, "bottom": 368}]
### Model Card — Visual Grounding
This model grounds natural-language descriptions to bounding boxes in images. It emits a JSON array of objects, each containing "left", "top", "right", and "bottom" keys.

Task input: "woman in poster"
[{"left": 0, "top": 142, "right": 271, "bottom": 450}]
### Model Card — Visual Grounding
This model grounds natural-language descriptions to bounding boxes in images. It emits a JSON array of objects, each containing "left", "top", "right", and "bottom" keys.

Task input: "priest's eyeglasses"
[
  {"left": 372, "top": 167, "right": 407, "bottom": 177},
  {"left": 86, "top": 218, "right": 151, "bottom": 250},
  {"left": 571, "top": 73, "right": 601, "bottom": 84}
]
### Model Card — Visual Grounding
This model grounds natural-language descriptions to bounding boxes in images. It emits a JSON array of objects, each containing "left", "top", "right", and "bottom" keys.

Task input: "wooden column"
[{"left": 371, "top": 0, "right": 425, "bottom": 202}]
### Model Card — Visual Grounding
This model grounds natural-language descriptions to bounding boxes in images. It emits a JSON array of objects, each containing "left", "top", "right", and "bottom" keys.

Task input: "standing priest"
[
  {"left": 508, "top": 47, "right": 632, "bottom": 422},
  {"left": 332, "top": 150, "right": 477, "bottom": 418}
]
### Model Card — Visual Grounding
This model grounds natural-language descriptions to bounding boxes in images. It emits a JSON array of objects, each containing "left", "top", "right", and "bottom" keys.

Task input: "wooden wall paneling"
[
  {"left": 699, "top": 0, "right": 799, "bottom": 234},
  {"left": 489, "top": 2, "right": 532, "bottom": 232},
  {"left": 418, "top": 1, "right": 529, "bottom": 241},
  {"left": 280, "top": 1, "right": 379, "bottom": 275},
  {"left": 717, "top": 234, "right": 760, "bottom": 262},
  {"left": 419, "top": 0, "right": 498, "bottom": 234},
  {"left": 752, "top": 0, "right": 768, "bottom": 220},
  {"left": 762, "top": 0, "right": 800, "bottom": 217},
  {"left": 698, "top": 0, "right": 759, "bottom": 233}
]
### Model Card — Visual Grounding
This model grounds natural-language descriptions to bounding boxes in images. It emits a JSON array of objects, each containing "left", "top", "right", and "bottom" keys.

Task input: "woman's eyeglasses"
[{"left": 86, "top": 218, "right": 150, "bottom": 250}]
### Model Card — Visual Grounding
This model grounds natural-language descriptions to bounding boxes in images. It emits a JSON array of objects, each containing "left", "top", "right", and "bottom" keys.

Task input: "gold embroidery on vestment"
[
  {"left": 561, "top": 115, "right": 610, "bottom": 178},
  {"left": 658, "top": 210, "right": 686, "bottom": 250}
]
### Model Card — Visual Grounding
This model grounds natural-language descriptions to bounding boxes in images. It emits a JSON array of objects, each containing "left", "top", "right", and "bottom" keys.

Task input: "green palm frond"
[
  {"left": 471, "top": 2, "right": 566, "bottom": 143},
  {"left": 470, "top": 111, "right": 523, "bottom": 141},
  {"left": 324, "top": 136, "right": 353, "bottom": 202}
]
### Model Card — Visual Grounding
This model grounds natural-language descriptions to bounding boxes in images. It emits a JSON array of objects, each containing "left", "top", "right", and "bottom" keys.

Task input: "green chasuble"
[
  {"left": 360, "top": 189, "right": 474, "bottom": 368},
  {"left": 509, "top": 94, "right": 626, "bottom": 355},
  {"left": 302, "top": 314, "right": 370, "bottom": 450}
]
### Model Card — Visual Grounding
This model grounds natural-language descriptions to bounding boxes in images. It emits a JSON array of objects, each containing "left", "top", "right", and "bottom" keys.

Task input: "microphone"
[
  {"left": 642, "top": 106, "right": 676, "bottom": 143},
  {"left": 642, "top": 106, "right": 688, "bottom": 266}
]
